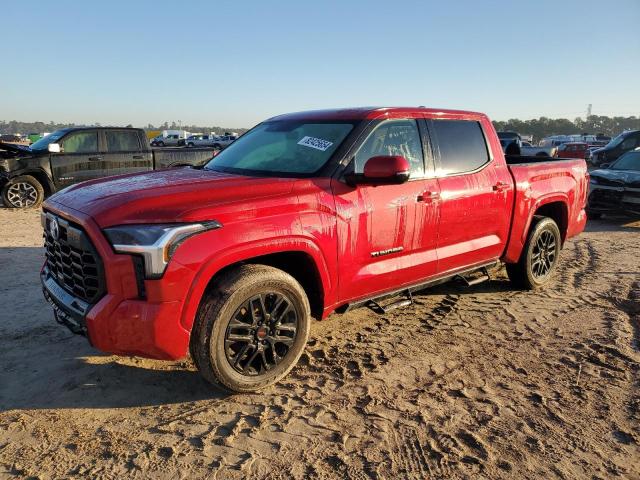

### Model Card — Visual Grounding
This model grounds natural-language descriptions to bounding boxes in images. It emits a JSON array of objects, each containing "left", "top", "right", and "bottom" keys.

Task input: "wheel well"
[
  {"left": 207, "top": 251, "right": 325, "bottom": 320},
  {"left": 533, "top": 201, "right": 568, "bottom": 242}
]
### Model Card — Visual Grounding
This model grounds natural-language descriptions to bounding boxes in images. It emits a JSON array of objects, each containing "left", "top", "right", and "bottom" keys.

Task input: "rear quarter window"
[{"left": 430, "top": 120, "right": 489, "bottom": 175}]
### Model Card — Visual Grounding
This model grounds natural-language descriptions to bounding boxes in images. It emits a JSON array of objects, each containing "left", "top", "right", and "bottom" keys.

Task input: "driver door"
[
  {"left": 332, "top": 118, "right": 440, "bottom": 303},
  {"left": 50, "top": 129, "right": 101, "bottom": 188}
]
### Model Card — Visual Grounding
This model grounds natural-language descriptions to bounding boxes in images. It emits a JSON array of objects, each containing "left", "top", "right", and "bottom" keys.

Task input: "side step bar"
[
  {"left": 367, "top": 290, "right": 414, "bottom": 314},
  {"left": 455, "top": 267, "right": 490, "bottom": 287},
  {"left": 337, "top": 261, "right": 499, "bottom": 315}
]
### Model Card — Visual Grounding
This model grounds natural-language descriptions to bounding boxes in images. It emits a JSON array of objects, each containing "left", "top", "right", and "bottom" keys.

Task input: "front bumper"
[
  {"left": 588, "top": 184, "right": 640, "bottom": 214},
  {"left": 41, "top": 201, "right": 196, "bottom": 360}
]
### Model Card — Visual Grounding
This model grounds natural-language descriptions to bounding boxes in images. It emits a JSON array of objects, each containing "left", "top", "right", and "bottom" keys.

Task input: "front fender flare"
[{"left": 178, "top": 236, "right": 333, "bottom": 332}]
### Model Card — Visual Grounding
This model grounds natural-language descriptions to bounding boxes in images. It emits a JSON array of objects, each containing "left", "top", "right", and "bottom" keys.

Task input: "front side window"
[
  {"left": 431, "top": 120, "right": 489, "bottom": 175},
  {"left": 620, "top": 136, "right": 638, "bottom": 150},
  {"left": 106, "top": 131, "right": 140, "bottom": 152},
  {"left": 354, "top": 119, "right": 424, "bottom": 177},
  {"left": 206, "top": 121, "right": 354, "bottom": 176},
  {"left": 62, "top": 131, "right": 98, "bottom": 153}
]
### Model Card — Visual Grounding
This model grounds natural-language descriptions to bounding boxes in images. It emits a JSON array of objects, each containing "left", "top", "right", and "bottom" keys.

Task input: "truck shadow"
[
  {"left": 0, "top": 246, "right": 231, "bottom": 412},
  {"left": 585, "top": 214, "right": 640, "bottom": 232}
]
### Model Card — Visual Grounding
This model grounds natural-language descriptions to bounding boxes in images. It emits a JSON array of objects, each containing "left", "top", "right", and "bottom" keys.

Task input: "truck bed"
[{"left": 503, "top": 156, "right": 589, "bottom": 264}]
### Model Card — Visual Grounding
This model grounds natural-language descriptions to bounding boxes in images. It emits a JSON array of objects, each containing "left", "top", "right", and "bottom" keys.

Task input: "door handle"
[
  {"left": 88, "top": 156, "right": 102, "bottom": 161},
  {"left": 417, "top": 191, "right": 440, "bottom": 203},
  {"left": 132, "top": 155, "right": 144, "bottom": 159},
  {"left": 492, "top": 181, "right": 510, "bottom": 192}
]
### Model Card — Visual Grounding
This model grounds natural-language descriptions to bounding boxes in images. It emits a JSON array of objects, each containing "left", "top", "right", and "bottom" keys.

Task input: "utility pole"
[{"left": 586, "top": 104, "right": 592, "bottom": 119}]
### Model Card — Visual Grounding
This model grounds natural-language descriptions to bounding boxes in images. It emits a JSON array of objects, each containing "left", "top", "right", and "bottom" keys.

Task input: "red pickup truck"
[{"left": 41, "top": 107, "right": 588, "bottom": 392}]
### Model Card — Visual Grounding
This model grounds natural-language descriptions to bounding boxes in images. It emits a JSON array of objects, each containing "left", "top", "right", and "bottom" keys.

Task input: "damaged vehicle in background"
[
  {"left": 587, "top": 148, "right": 640, "bottom": 219},
  {"left": 588, "top": 130, "right": 640, "bottom": 168},
  {"left": 0, "top": 127, "right": 217, "bottom": 208}
]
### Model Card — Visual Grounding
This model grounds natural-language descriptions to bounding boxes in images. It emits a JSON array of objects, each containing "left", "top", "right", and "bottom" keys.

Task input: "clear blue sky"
[{"left": 2, "top": 0, "right": 638, "bottom": 128}]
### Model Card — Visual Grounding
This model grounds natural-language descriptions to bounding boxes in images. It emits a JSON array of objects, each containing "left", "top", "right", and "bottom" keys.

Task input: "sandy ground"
[{"left": 0, "top": 207, "right": 638, "bottom": 479}]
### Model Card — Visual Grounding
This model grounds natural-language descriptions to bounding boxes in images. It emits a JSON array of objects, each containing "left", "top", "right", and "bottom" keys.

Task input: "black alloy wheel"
[
  {"left": 530, "top": 229, "right": 557, "bottom": 279},
  {"left": 224, "top": 292, "right": 298, "bottom": 376},
  {"left": 506, "top": 216, "right": 561, "bottom": 290},
  {"left": 191, "top": 264, "right": 310, "bottom": 392}
]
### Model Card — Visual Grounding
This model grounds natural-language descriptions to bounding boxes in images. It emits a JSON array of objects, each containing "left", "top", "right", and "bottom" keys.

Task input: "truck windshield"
[
  {"left": 611, "top": 151, "right": 640, "bottom": 171},
  {"left": 30, "top": 130, "right": 67, "bottom": 151},
  {"left": 204, "top": 121, "right": 355, "bottom": 176}
]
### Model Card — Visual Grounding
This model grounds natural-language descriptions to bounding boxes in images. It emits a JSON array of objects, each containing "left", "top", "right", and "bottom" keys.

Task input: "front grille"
[{"left": 43, "top": 213, "right": 106, "bottom": 304}]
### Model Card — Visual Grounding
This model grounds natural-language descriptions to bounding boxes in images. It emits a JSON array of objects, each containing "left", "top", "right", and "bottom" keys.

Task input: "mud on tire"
[{"left": 190, "top": 264, "right": 311, "bottom": 393}]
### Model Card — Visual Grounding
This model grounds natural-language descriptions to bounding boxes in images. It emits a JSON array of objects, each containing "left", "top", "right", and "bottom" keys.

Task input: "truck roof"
[
  {"left": 267, "top": 106, "right": 487, "bottom": 122},
  {"left": 55, "top": 126, "right": 142, "bottom": 132}
]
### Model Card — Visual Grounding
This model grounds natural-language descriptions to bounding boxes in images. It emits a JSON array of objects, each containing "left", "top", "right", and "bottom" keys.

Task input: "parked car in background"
[
  {"left": 521, "top": 144, "right": 557, "bottom": 157},
  {"left": 212, "top": 134, "right": 237, "bottom": 149},
  {"left": 554, "top": 142, "right": 588, "bottom": 159},
  {"left": 186, "top": 134, "right": 221, "bottom": 148},
  {"left": 539, "top": 136, "right": 571, "bottom": 148},
  {"left": 151, "top": 134, "right": 185, "bottom": 147},
  {"left": 588, "top": 130, "right": 640, "bottom": 168},
  {"left": 587, "top": 148, "right": 640, "bottom": 218},
  {"left": 0, "top": 127, "right": 216, "bottom": 208},
  {"left": 40, "top": 106, "right": 588, "bottom": 392}
]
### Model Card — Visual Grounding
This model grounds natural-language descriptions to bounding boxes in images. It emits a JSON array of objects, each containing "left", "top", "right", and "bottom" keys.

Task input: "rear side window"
[
  {"left": 106, "top": 131, "right": 141, "bottom": 152},
  {"left": 431, "top": 120, "right": 489, "bottom": 175}
]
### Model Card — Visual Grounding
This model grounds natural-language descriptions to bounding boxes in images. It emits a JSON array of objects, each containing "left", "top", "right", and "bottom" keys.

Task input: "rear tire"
[
  {"left": 506, "top": 216, "right": 561, "bottom": 290},
  {"left": 2, "top": 175, "right": 45, "bottom": 208},
  {"left": 191, "top": 264, "right": 310, "bottom": 393}
]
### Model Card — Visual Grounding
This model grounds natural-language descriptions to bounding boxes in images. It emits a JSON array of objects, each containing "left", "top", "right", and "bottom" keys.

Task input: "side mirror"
[
  {"left": 345, "top": 156, "right": 410, "bottom": 186},
  {"left": 48, "top": 143, "right": 61, "bottom": 153}
]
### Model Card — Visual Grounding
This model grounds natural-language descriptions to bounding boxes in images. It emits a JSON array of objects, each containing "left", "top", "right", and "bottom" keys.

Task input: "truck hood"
[
  {"left": 590, "top": 168, "right": 640, "bottom": 187},
  {"left": 47, "top": 168, "right": 297, "bottom": 227},
  {"left": 0, "top": 142, "right": 34, "bottom": 156}
]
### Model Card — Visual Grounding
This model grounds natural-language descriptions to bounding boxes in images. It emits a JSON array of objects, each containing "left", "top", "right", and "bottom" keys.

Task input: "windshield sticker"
[{"left": 297, "top": 136, "right": 334, "bottom": 151}]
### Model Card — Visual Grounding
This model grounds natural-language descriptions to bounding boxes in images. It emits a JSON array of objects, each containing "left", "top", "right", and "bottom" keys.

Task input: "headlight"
[
  {"left": 103, "top": 221, "right": 221, "bottom": 278},
  {"left": 590, "top": 177, "right": 599, "bottom": 185}
]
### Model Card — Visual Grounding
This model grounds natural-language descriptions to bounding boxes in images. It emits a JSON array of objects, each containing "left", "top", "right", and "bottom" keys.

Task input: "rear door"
[
  {"left": 333, "top": 118, "right": 439, "bottom": 302},
  {"left": 428, "top": 117, "right": 514, "bottom": 274},
  {"left": 50, "top": 129, "right": 100, "bottom": 188},
  {"left": 103, "top": 130, "right": 153, "bottom": 176}
]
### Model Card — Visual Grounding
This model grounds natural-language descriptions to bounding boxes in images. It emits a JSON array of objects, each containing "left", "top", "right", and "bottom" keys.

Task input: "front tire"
[
  {"left": 506, "top": 216, "right": 561, "bottom": 290},
  {"left": 2, "top": 175, "right": 45, "bottom": 208},
  {"left": 191, "top": 264, "right": 310, "bottom": 392}
]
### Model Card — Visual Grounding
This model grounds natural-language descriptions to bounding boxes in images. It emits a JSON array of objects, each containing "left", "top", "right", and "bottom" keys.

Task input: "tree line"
[
  {"left": 0, "top": 120, "right": 249, "bottom": 136},
  {"left": 2, "top": 115, "right": 639, "bottom": 142},
  {"left": 492, "top": 115, "right": 640, "bottom": 141}
]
